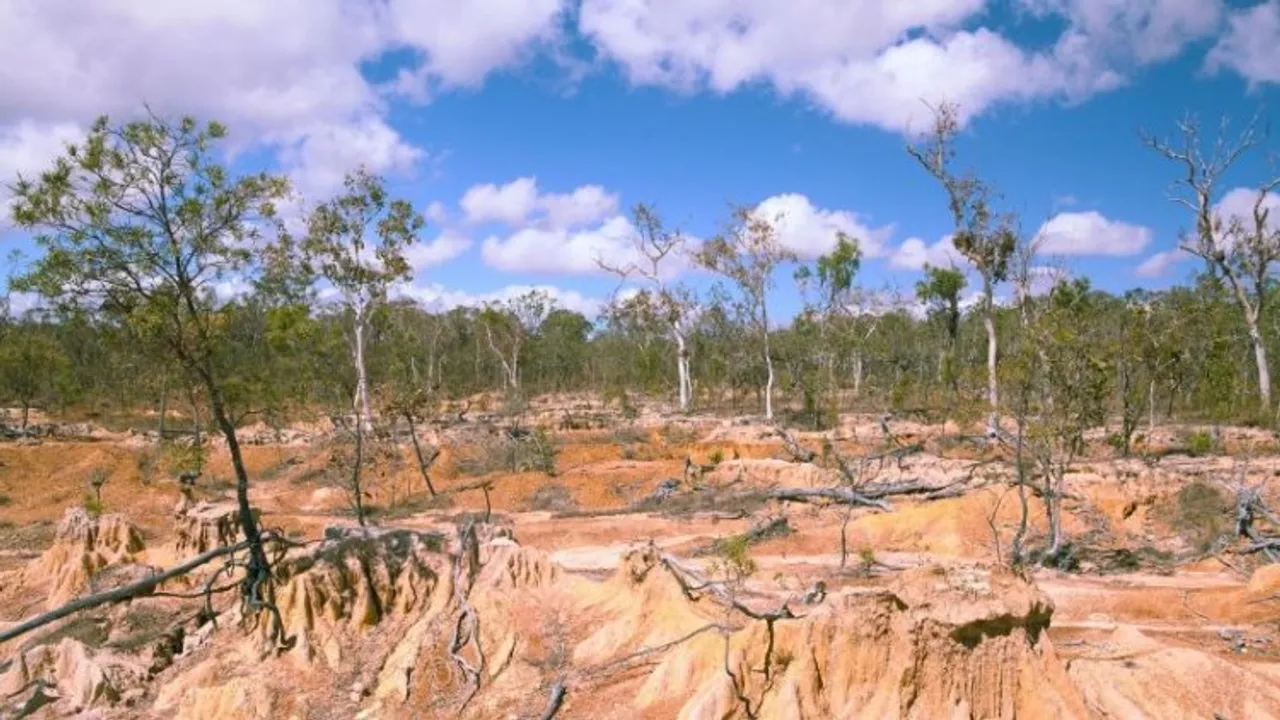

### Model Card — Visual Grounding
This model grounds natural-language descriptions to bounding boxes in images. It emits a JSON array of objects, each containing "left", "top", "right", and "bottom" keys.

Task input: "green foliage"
[
  {"left": 708, "top": 449, "right": 724, "bottom": 466},
  {"left": 82, "top": 493, "right": 105, "bottom": 517},
  {"left": 1169, "top": 480, "right": 1230, "bottom": 552},
  {"left": 715, "top": 534, "right": 757, "bottom": 581},
  {"left": 453, "top": 429, "right": 558, "bottom": 477},
  {"left": 0, "top": 493, "right": 10, "bottom": 506},
  {"left": 1184, "top": 431, "right": 1215, "bottom": 457}
]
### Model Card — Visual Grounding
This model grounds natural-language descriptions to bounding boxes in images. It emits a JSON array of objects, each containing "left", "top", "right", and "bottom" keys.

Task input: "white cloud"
[
  {"left": 0, "top": 0, "right": 571, "bottom": 207},
  {"left": 0, "top": 121, "right": 84, "bottom": 228},
  {"left": 1034, "top": 211, "right": 1153, "bottom": 256},
  {"left": 425, "top": 201, "right": 450, "bottom": 224},
  {"left": 404, "top": 230, "right": 473, "bottom": 271},
  {"left": 1135, "top": 249, "right": 1190, "bottom": 278},
  {"left": 392, "top": 281, "right": 603, "bottom": 316},
  {"left": 577, "top": 0, "right": 1222, "bottom": 133},
  {"left": 890, "top": 235, "right": 966, "bottom": 270},
  {"left": 383, "top": 0, "right": 568, "bottom": 98},
  {"left": 754, "top": 193, "right": 893, "bottom": 260},
  {"left": 460, "top": 177, "right": 541, "bottom": 226},
  {"left": 460, "top": 176, "right": 620, "bottom": 230},
  {"left": 481, "top": 215, "right": 647, "bottom": 274},
  {"left": 539, "top": 184, "right": 620, "bottom": 229},
  {"left": 1215, "top": 186, "right": 1280, "bottom": 231},
  {"left": 1206, "top": 0, "right": 1280, "bottom": 86}
]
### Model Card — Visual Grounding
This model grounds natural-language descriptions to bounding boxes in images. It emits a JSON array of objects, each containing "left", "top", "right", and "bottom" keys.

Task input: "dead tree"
[{"left": 1144, "top": 113, "right": 1280, "bottom": 413}]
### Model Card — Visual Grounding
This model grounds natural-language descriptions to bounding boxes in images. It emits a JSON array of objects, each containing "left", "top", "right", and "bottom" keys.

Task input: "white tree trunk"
[
  {"left": 674, "top": 330, "right": 691, "bottom": 411},
  {"left": 762, "top": 330, "right": 775, "bottom": 420},
  {"left": 984, "top": 299, "right": 999, "bottom": 436},
  {"left": 852, "top": 352, "right": 864, "bottom": 397},
  {"left": 1250, "top": 321, "right": 1272, "bottom": 412},
  {"left": 352, "top": 301, "right": 373, "bottom": 430},
  {"left": 1148, "top": 378, "right": 1156, "bottom": 434}
]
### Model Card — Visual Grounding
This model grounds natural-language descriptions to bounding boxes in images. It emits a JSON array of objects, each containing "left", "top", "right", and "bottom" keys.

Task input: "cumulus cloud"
[
  {"left": 578, "top": 0, "right": 1224, "bottom": 133},
  {"left": 0, "top": 0, "right": 576, "bottom": 207},
  {"left": 1215, "top": 186, "right": 1280, "bottom": 230},
  {"left": 1206, "top": 0, "right": 1280, "bottom": 86},
  {"left": 1135, "top": 249, "right": 1190, "bottom": 278},
  {"left": 481, "top": 215, "right": 651, "bottom": 274},
  {"left": 753, "top": 193, "right": 893, "bottom": 260},
  {"left": 404, "top": 230, "right": 474, "bottom": 271},
  {"left": 460, "top": 176, "right": 619, "bottom": 230},
  {"left": 889, "top": 235, "right": 966, "bottom": 270},
  {"left": 1034, "top": 211, "right": 1153, "bottom": 256}
]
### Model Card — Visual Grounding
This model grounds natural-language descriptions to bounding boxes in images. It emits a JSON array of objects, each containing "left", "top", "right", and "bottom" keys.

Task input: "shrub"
[
  {"left": 82, "top": 493, "right": 105, "bottom": 517},
  {"left": 1185, "top": 431, "right": 1215, "bottom": 457},
  {"left": 708, "top": 449, "right": 724, "bottom": 466},
  {"left": 524, "top": 483, "right": 577, "bottom": 512},
  {"left": 453, "top": 429, "right": 558, "bottom": 476},
  {"left": 1171, "top": 480, "right": 1230, "bottom": 552}
]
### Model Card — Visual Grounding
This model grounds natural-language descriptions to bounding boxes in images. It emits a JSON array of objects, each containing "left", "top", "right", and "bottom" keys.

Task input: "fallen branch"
[
  {"left": 773, "top": 426, "right": 815, "bottom": 463},
  {"left": 766, "top": 486, "right": 892, "bottom": 512},
  {"left": 1, "top": 538, "right": 253, "bottom": 645},
  {"left": 539, "top": 680, "right": 567, "bottom": 720}
]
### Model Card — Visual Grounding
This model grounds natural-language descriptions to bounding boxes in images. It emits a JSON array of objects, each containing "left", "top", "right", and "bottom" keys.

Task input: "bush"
[
  {"left": 82, "top": 493, "right": 105, "bottom": 517},
  {"left": 0, "top": 493, "right": 10, "bottom": 506},
  {"left": 524, "top": 483, "right": 577, "bottom": 512},
  {"left": 1185, "top": 431, "right": 1215, "bottom": 457},
  {"left": 1171, "top": 480, "right": 1230, "bottom": 552},
  {"left": 453, "top": 428, "right": 558, "bottom": 476},
  {"left": 609, "top": 424, "right": 648, "bottom": 446}
]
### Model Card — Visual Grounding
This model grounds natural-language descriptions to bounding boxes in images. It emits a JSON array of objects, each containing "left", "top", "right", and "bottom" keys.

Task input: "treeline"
[{"left": 0, "top": 104, "right": 1276, "bottom": 446}]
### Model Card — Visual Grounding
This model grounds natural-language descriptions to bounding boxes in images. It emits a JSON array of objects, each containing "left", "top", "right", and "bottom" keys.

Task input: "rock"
[{"left": 173, "top": 501, "right": 253, "bottom": 560}]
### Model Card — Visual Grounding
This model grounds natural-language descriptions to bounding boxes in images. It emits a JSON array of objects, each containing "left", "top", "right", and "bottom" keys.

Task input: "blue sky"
[{"left": 2, "top": 0, "right": 1279, "bottom": 319}]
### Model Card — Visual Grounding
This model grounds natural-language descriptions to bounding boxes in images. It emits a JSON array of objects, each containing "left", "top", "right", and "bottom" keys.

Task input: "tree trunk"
[
  {"left": 206, "top": 379, "right": 269, "bottom": 581},
  {"left": 852, "top": 352, "right": 864, "bottom": 398},
  {"left": 674, "top": 331, "right": 691, "bottom": 411},
  {"left": 1148, "top": 378, "right": 1157, "bottom": 434},
  {"left": 21, "top": 402, "right": 29, "bottom": 431},
  {"left": 352, "top": 303, "right": 373, "bottom": 431},
  {"left": 351, "top": 414, "right": 366, "bottom": 526},
  {"left": 983, "top": 296, "right": 999, "bottom": 435},
  {"left": 406, "top": 412, "right": 438, "bottom": 496},
  {"left": 158, "top": 372, "right": 169, "bottom": 439},
  {"left": 1249, "top": 321, "right": 1272, "bottom": 413}
]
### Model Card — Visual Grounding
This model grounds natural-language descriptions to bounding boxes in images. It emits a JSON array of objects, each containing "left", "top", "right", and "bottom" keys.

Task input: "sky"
[{"left": 1, "top": 0, "right": 1279, "bottom": 320}]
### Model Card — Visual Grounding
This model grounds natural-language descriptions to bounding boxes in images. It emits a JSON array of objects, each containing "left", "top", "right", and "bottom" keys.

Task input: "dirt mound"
[
  {"left": 172, "top": 500, "right": 250, "bottom": 561},
  {"left": 1068, "top": 625, "right": 1280, "bottom": 718},
  {"left": 20, "top": 507, "right": 145, "bottom": 607},
  {"left": 624, "top": 562, "right": 1087, "bottom": 718},
  {"left": 0, "top": 638, "right": 146, "bottom": 716}
]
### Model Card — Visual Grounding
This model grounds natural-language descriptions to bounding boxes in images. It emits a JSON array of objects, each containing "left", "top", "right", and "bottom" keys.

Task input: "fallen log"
[
  {"left": 766, "top": 487, "right": 893, "bottom": 512},
  {"left": 1, "top": 539, "right": 252, "bottom": 645}
]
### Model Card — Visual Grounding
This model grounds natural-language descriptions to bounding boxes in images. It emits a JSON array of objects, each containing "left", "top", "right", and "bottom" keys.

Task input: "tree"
[
  {"left": 9, "top": 111, "right": 292, "bottom": 611},
  {"left": 480, "top": 290, "right": 552, "bottom": 394},
  {"left": 908, "top": 103, "right": 1016, "bottom": 434},
  {"left": 599, "top": 204, "right": 698, "bottom": 410},
  {"left": 0, "top": 320, "right": 68, "bottom": 429},
  {"left": 916, "top": 264, "right": 967, "bottom": 394},
  {"left": 794, "top": 234, "right": 863, "bottom": 424},
  {"left": 303, "top": 166, "right": 423, "bottom": 429},
  {"left": 1143, "top": 114, "right": 1280, "bottom": 415},
  {"left": 697, "top": 207, "right": 797, "bottom": 420}
]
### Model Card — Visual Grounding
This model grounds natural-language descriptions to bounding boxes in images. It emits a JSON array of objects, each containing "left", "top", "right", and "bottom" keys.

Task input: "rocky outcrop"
[{"left": 172, "top": 500, "right": 250, "bottom": 561}]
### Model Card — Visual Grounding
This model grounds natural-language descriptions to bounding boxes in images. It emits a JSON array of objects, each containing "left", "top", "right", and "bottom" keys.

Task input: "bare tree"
[
  {"left": 908, "top": 102, "right": 1016, "bottom": 435},
  {"left": 479, "top": 290, "right": 552, "bottom": 393},
  {"left": 697, "top": 207, "right": 797, "bottom": 420},
  {"left": 598, "top": 204, "right": 698, "bottom": 411},
  {"left": 1143, "top": 114, "right": 1280, "bottom": 413}
]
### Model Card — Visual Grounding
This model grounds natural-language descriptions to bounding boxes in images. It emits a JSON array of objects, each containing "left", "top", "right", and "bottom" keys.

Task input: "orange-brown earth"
[{"left": 2, "top": 410, "right": 1280, "bottom": 718}]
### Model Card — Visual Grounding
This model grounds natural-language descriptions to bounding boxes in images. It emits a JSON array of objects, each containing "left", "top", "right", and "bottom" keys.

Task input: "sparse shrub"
[
  {"left": 161, "top": 440, "right": 206, "bottom": 479},
  {"left": 1170, "top": 480, "right": 1230, "bottom": 552},
  {"left": 708, "top": 449, "right": 724, "bottom": 466},
  {"left": 0, "top": 493, "right": 10, "bottom": 506},
  {"left": 621, "top": 446, "right": 636, "bottom": 460},
  {"left": 453, "top": 429, "right": 558, "bottom": 476},
  {"left": 524, "top": 483, "right": 577, "bottom": 512},
  {"left": 82, "top": 493, "right": 105, "bottom": 517},
  {"left": 659, "top": 423, "right": 698, "bottom": 446},
  {"left": 134, "top": 447, "right": 160, "bottom": 484},
  {"left": 610, "top": 424, "right": 648, "bottom": 446},
  {"left": 715, "top": 534, "right": 757, "bottom": 580},
  {"left": 1105, "top": 433, "right": 1126, "bottom": 451},
  {"left": 87, "top": 467, "right": 109, "bottom": 503},
  {"left": 1183, "top": 430, "right": 1215, "bottom": 457},
  {"left": 857, "top": 545, "right": 876, "bottom": 569}
]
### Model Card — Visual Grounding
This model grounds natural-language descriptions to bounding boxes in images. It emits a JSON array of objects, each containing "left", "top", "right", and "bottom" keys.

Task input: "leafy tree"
[
  {"left": 697, "top": 206, "right": 797, "bottom": 420},
  {"left": 908, "top": 103, "right": 1016, "bottom": 434},
  {"left": 599, "top": 204, "right": 698, "bottom": 410},
  {"left": 303, "top": 166, "right": 423, "bottom": 428},
  {"left": 916, "top": 264, "right": 967, "bottom": 394},
  {"left": 8, "top": 111, "right": 293, "bottom": 608},
  {"left": 0, "top": 320, "right": 68, "bottom": 429}
]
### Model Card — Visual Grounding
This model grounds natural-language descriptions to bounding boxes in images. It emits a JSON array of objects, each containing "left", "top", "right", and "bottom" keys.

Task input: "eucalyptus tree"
[
  {"left": 303, "top": 166, "right": 423, "bottom": 429},
  {"left": 697, "top": 207, "right": 797, "bottom": 420},
  {"left": 9, "top": 111, "right": 295, "bottom": 605},
  {"left": 480, "top": 289, "right": 552, "bottom": 394},
  {"left": 915, "top": 264, "right": 967, "bottom": 394},
  {"left": 908, "top": 103, "right": 1017, "bottom": 434},
  {"left": 1144, "top": 115, "right": 1280, "bottom": 415},
  {"left": 599, "top": 204, "right": 698, "bottom": 410}
]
